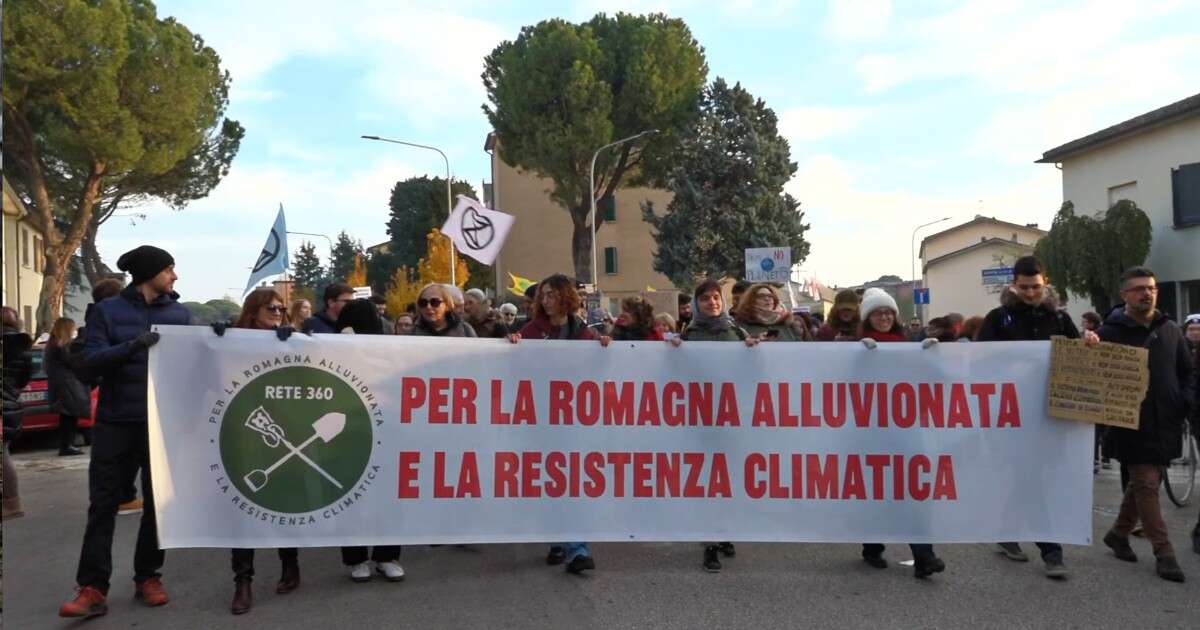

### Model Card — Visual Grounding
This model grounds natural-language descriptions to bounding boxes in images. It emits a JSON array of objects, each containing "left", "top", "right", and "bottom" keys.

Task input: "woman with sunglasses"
[
  {"left": 222, "top": 289, "right": 301, "bottom": 614},
  {"left": 412, "top": 284, "right": 477, "bottom": 337}
]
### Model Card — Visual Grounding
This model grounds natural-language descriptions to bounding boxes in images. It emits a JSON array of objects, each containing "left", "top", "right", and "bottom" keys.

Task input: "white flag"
[
  {"left": 441, "top": 195, "right": 514, "bottom": 265},
  {"left": 244, "top": 205, "right": 289, "bottom": 294}
]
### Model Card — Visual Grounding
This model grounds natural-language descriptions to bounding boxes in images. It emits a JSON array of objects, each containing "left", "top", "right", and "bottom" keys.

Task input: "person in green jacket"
[
  {"left": 676, "top": 280, "right": 757, "bottom": 572},
  {"left": 732, "top": 283, "right": 804, "bottom": 342}
]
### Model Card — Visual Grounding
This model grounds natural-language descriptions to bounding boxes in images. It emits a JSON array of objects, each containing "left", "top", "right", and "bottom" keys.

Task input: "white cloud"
[
  {"left": 825, "top": 0, "right": 892, "bottom": 41},
  {"left": 787, "top": 154, "right": 1060, "bottom": 287},
  {"left": 778, "top": 105, "right": 873, "bottom": 141}
]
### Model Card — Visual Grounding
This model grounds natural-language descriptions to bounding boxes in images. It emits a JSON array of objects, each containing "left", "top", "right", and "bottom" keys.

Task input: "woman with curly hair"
[{"left": 732, "top": 283, "right": 803, "bottom": 342}]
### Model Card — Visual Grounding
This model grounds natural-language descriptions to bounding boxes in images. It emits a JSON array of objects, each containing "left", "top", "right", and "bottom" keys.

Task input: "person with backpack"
[{"left": 976, "top": 255, "right": 1097, "bottom": 579}]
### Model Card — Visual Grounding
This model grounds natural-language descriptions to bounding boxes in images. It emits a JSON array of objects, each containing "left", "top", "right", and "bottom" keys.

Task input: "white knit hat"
[{"left": 859, "top": 288, "right": 899, "bottom": 320}]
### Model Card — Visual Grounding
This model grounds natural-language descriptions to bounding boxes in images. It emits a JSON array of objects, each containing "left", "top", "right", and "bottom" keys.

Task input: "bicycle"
[{"left": 1164, "top": 419, "right": 1197, "bottom": 507}]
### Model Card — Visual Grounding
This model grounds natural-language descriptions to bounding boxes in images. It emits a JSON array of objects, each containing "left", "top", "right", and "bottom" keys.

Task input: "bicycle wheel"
[{"left": 1164, "top": 422, "right": 1197, "bottom": 507}]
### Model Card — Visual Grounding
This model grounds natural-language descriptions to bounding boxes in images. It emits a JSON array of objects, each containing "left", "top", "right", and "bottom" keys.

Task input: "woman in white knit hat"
[{"left": 855, "top": 288, "right": 945, "bottom": 578}]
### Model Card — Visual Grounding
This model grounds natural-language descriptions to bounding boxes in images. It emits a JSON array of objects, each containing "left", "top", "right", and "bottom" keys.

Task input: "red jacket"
[
  {"left": 517, "top": 315, "right": 596, "bottom": 340},
  {"left": 860, "top": 329, "right": 908, "bottom": 343}
]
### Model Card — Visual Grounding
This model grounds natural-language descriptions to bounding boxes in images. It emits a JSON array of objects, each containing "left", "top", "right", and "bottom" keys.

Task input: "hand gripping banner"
[{"left": 147, "top": 327, "right": 1092, "bottom": 548}]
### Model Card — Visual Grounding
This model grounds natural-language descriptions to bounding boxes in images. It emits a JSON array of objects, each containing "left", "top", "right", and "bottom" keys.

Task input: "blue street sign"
[{"left": 914, "top": 288, "right": 930, "bottom": 305}]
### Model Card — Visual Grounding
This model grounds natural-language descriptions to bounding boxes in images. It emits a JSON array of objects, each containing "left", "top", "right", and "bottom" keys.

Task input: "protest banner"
[
  {"left": 1046, "top": 336, "right": 1149, "bottom": 429},
  {"left": 148, "top": 329, "right": 1092, "bottom": 548}
]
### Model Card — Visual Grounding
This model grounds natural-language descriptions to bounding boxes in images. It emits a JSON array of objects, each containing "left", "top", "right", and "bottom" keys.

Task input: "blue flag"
[{"left": 244, "top": 205, "right": 289, "bottom": 294}]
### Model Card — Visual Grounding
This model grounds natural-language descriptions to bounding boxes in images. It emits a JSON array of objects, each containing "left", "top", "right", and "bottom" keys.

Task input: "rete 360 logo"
[{"left": 213, "top": 360, "right": 378, "bottom": 521}]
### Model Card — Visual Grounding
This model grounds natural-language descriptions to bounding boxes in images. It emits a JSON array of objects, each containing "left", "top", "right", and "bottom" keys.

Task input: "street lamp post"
[
  {"left": 911, "top": 217, "right": 953, "bottom": 322},
  {"left": 361, "top": 135, "right": 456, "bottom": 285},
  {"left": 588, "top": 129, "right": 658, "bottom": 289},
  {"left": 287, "top": 231, "right": 335, "bottom": 257}
]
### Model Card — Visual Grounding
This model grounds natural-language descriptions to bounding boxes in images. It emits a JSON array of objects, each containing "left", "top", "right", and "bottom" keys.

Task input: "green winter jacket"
[
  {"left": 739, "top": 320, "right": 802, "bottom": 342},
  {"left": 682, "top": 323, "right": 748, "bottom": 342}
]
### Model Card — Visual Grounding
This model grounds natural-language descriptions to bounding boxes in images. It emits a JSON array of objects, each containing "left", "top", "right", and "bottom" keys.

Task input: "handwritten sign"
[{"left": 1046, "top": 336, "right": 1149, "bottom": 429}]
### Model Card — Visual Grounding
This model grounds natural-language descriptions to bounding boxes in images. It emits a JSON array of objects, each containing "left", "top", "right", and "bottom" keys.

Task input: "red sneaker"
[
  {"left": 59, "top": 586, "right": 108, "bottom": 618},
  {"left": 135, "top": 577, "right": 170, "bottom": 607}
]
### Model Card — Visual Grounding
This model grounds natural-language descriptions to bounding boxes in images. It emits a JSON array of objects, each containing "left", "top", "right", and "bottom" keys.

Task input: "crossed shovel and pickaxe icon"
[{"left": 242, "top": 406, "right": 347, "bottom": 493}]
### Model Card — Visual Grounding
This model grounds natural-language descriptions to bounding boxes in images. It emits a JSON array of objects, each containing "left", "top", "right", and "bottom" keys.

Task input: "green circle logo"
[{"left": 219, "top": 366, "right": 373, "bottom": 513}]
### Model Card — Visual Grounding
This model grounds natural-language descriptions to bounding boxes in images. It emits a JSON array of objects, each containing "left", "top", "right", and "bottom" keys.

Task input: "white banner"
[
  {"left": 745, "top": 246, "right": 791, "bottom": 283},
  {"left": 148, "top": 327, "right": 1092, "bottom": 548}
]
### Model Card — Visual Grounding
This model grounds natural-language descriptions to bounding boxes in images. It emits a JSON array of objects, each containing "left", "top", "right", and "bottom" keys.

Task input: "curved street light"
[
  {"left": 911, "top": 216, "right": 954, "bottom": 321},
  {"left": 588, "top": 129, "right": 659, "bottom": 289}
]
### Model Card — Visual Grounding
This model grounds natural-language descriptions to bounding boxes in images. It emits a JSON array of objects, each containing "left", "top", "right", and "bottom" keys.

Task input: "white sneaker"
[
  {"left": 376, "top": 560, "right": 405, "bottom": 582},
  {"left": 349, "top": 562, "right": 372, "bottom": 583}
]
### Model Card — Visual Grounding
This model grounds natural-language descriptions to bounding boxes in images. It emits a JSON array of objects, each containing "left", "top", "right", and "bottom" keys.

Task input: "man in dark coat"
[
  {"left": 60, "top": 246, "right": 193, "bottom": 618},
  {"left": 302, "top": 282, "right": 353, "bottom": 334},
  {"left": 1099, "top": 266, "right": 1193, "bottom": 583},
  {"left": 977, "top": 255, "right": 1098, "bottom": 579}
]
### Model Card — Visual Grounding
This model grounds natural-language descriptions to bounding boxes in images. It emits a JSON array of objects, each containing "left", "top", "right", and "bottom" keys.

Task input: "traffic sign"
[{"left": 914, "top": 288, "right": 930, "bottom": 305}]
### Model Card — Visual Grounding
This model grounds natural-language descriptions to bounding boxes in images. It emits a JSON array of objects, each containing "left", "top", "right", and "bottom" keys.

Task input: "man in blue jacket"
[{"left": 60, "top": 246, "right": 192, "bottom": 619}]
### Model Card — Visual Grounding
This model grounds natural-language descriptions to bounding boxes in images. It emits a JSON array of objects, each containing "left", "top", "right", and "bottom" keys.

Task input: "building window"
[
  {"left": 1108, "top": 181, "right": 1138, "bottom": 208},
  {"left": 21, "top": 228, "right": 30, "bottom": 267},
  {"left": 33, "top": 236, "right": 43, "bottom": 273},
  {"left": 599, "top": 194, "right": 616, "bottom": 222},
  {"left": 1172, "top": 162, "right": 1200, "bottom": 227},
  {"left": 604, "top": 247, "right": 618, "bottom": 275}
]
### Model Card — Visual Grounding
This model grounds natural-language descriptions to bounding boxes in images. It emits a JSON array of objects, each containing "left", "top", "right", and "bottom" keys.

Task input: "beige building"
[
  {"left": 3, "top": 176, "right": 45, "bottom": 334},
  {"left": 486, "top": 134, "right": 679, "bottom": 314},
  {"left": 919, "top": 216, "right": 1047, "bottom": 320},
  {"left": 1038, "top": 91, "right": 1200, "bottom": 321}
]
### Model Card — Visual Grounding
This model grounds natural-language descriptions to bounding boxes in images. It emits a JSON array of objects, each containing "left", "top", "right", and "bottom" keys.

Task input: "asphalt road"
[{"left": 3, "top": 437, "right": 1198, "bottom": 630}]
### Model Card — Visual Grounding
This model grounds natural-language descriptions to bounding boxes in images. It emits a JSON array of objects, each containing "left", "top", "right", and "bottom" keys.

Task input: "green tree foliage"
[
  {"left": 2, "top": 0, "right": 238, "bottom": 331},
  {"left": 641, "top": 79, "right": 809, "bottom": 289},
  {"left": 1035, "top": 200, "right": 1152, "bottom": 313},
  {"left": 81, "top": 118, "right": 243, "bottom": 283},
  {"left": 291, "top": 241, "right": 326, "bottom": 292},
  {"left": 483, "top": 12, "right": 707, "bottom": 281},
  {"left": 181, "top": 301, "right": 217, "bottom": 325},
  {"left": 368, "top": 176, "right": 491, "bottom": 293},
  {"left": 329, "top": 231, "right": 363, "bottom": 284}
]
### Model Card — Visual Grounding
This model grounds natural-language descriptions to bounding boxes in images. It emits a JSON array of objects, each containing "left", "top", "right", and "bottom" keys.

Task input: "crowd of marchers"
[{"left": 1, "top": 246, "right": 1197, "bottom": 621}]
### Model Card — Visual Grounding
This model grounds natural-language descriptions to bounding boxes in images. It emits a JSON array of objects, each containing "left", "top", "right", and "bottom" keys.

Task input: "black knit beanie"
[{"left": 116, "top": 245, "right": 175, "bottom": 285}]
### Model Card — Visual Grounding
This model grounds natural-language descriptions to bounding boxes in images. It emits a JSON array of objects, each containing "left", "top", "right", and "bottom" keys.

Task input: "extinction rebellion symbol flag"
[
  {"left": 441, "top": 195, "right": 515, "bottom": 266},
  {"left": 244, "top": 205, "right": 289, "bottom": 295}
]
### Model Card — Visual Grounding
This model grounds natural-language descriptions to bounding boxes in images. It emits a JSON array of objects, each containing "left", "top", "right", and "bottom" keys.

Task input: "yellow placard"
[{"left": 1046, "top": 336, "right": 1149, "bottom": 429}]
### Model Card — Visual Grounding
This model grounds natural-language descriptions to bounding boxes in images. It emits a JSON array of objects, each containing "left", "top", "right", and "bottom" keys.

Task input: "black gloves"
[
  {"left": 275, "top": 326, "right": 295, "bottom": 342},
  {"left": 211, "top": 322, "right": 229, "bottom": 337},
  {"left": 134, "top": 331, "right": 161, "bottom": 349}
]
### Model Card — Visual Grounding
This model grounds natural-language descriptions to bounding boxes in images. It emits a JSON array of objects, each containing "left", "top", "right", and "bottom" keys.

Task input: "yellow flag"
[{"left": 508, "top": 272, "right": 536, "bottom": 297}]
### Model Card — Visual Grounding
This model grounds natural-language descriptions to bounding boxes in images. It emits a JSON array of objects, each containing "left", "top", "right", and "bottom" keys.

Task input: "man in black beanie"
[{"left": 60, "top": 245, "right": 192, "bottom": 619}]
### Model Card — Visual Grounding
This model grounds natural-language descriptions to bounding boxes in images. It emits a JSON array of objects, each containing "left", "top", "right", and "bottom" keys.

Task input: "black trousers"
[
  {"left": 341, "top": 546, "right": 401, "bottom": 565},
  {"left": 231, "top": 548, "right": 298, "bottom": 581},
  {"left": 58, "top": 413, "right": 78, "bottom": 451},
  {"left": 75, "top": 423, "right": 162, "bottom": 592},
  {"left": 862, "top": 543, "right": 935, "bottom": 558}
]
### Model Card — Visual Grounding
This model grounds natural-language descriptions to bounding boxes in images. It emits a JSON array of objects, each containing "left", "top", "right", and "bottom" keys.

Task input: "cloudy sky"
[{"left": 98, "top": 0, "right": 1200, "bottom": 301}]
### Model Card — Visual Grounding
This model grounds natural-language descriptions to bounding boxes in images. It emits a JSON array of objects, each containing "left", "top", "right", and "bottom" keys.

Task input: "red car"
[{"left": 16, "top": 345, "right": 97, "bottom": 444}]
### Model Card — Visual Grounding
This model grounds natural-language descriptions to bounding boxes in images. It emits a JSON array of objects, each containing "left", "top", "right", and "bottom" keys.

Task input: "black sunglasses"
[
  {"left": 417, "top": 298, "right": 444, "bottom": 308},
  {"left": 264, "top": 305, "right": 287, "bottom": 314}
]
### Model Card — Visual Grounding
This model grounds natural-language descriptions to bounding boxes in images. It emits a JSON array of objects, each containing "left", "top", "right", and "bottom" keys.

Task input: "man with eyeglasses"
[
  {"left": 303, "top": 283, "right": 353, "bottom": 334},
  {"left": 978, "top": 255, "right": 1098, "bottom": 579},
  {"left": 1098, "top": 266, "right": 1193, "bottom": 582}
]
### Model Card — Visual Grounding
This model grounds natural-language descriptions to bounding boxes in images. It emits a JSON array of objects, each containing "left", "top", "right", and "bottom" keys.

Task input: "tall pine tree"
[
  {"left": 292, "top": 241, "right": 325, "bottom": 291},
  {"left": 329, "top": 231, "right": 363, "bottom": 283},
  {"left": 642, "top": 79, "right": 809, "bottom": 289}
]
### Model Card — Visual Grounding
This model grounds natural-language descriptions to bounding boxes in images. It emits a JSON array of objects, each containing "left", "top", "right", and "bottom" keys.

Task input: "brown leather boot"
[
  {"left": 231, "top": 579, "right": 252, "bottom": 615},
  {"left": 276, "top": 561, "right": 300, "bottom": 594}
]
